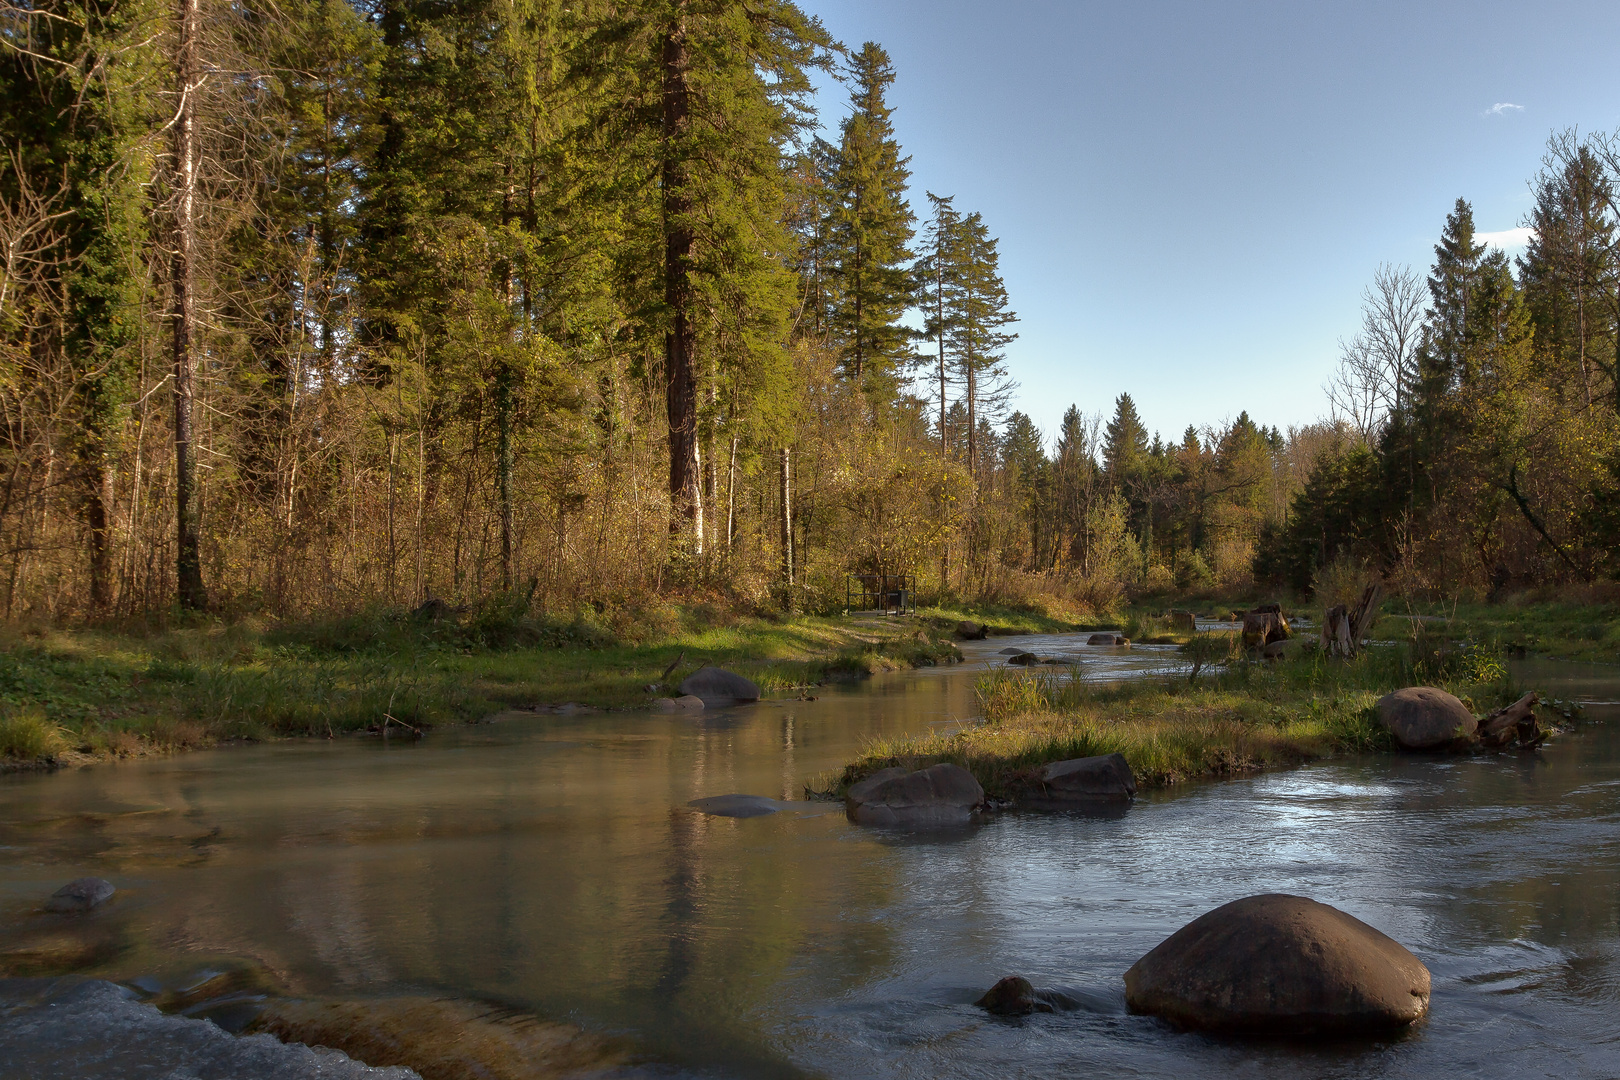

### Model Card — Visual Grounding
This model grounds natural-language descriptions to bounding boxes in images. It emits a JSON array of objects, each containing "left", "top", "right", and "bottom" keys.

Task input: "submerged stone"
[
  {"left": 650, "top": 695, "right": 705, "bottom": 713},
  {"left": 687, "top": 794, "right": 782, "bottom": 818},
  {"left": 45, "top": 878, "right": 115, "bottom": 914},
  {"left": 0, "top": 979, "right": 416, "bottom": 1079},
  {"left": 250, "top": 994, "right": 631, "bottom": 1080},
  {"left": 1124, "top": 893, "right": 1431, "bottom": 1036}
]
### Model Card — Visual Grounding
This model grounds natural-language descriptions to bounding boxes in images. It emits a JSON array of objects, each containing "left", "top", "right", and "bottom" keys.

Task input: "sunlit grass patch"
[
  {"left": 819, "top": 641, "right": 1512, "bottom": 799},
  {"left": 0, "top": 708, "right": 67, "bottom": 760}
]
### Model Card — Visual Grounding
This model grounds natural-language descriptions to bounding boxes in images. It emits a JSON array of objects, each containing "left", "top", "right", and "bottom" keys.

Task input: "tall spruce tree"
[
  {"left": 1102, "top": 392, "right": 1148, "bottom": 484},
  {"left": 1421, "top": 198, "right": 1489, "bottom": 395},
  {"left": 1, "top": 0, "right": 153, "bottom": 609},
  {"left": 1520, "top": 137, "right": 1617, "bottom": 409},
  {"left": 825, "top": 41, "right": 914, "bottom": 402},
  {"left": 945, "top": 211, "right": 1016, "bottom": 479},
  {"left": 918, "top": 191, "right": 962, "bottom": 453},
  {"left": 581, "top": 0, "right": 830, "bottom": 553}
]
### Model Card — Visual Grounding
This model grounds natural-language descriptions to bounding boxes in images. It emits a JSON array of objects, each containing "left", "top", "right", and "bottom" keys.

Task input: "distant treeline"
[{"left": 1, "top": 2, "right": 1614, "bottom": 621}]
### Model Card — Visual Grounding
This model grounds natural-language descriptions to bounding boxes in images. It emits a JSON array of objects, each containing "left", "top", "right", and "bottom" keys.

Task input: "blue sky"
[{"left": 799, "top": 0, "right": 1620, "bottom": 445}]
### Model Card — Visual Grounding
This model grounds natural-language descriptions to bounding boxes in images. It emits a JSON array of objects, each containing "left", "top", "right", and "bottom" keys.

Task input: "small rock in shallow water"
[
  {"left": 688, "top": 794, "right": 782, "bottom": 818},
  {"left": 45, "top": 878, "right": 115, "bottom": 913},
  {"left": 650, "top": 695, "right": 705, "bottom": 712},
  {"left": 845, "top": 763, "right": 983, "bottom": 827},
  {"left": 1027, "top": 753, "right": 1136, "bottom": 805},
  {"left": 678, "top": 665, "right": 761, "bottom": 705},
  {"left": 975, "top": 975, "right": 1054, "bottom": 1015}
]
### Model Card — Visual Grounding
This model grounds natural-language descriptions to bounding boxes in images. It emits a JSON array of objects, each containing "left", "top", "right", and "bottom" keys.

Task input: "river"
[{"left": 2, "top": 635, "right": 1618, "bottom": 1078}]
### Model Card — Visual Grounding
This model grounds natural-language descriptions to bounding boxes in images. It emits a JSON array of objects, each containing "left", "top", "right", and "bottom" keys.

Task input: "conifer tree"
[
  {"left": 1102, "top": 392, "right": 1149, "bottom": 485},
  {"left": 1520, "top": 137, "right": 1617, "bottom": 408},
  {"left": 581, "top": 0, "right": 830, "bottom": 553},
  {"left": 1421, "top": 198, "right": 1489, "bottom": 396},
  {"left": 945, "top": 211, "right": 1016, "bottom": 479},
  {"left": 825, "top": 42, "right": 914, "bottom": 402},
  {"left": 917, "top": 191, "right": 962, "bottom": 452},
  {"left": 1, "top": 0, "right": 153, "bottom": 608}
]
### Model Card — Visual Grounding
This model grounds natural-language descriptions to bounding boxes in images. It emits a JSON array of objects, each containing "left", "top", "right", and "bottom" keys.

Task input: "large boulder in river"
[
  {"left": 845, "top": 763, "right": 983, "bottom": 827},
  {"left": 1026, "top": 753, "right": 1136, "bottom": 805},
  {"left": 1124, "top": 894, "right": 1430, "bottom": 1036},
  {"left": 1376, "top": 687, "right": 1478, "bottom": 749},
  {"left": 677, "top": 666, "right": 760, "bottom": 705}
]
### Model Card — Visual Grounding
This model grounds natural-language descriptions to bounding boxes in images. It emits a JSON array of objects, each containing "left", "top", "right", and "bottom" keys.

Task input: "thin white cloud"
[
  {"left": 1478, "top": 226, "right": 1534, "bottom": 249},
  {"left": 1483, "top": 102, "right": 1524, "bottom": 117}
]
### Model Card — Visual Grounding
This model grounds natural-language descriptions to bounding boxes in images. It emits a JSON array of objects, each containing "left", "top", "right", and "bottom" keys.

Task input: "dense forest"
[{"left": 2, "top": 0, "right": 1619, "bottom": 623}]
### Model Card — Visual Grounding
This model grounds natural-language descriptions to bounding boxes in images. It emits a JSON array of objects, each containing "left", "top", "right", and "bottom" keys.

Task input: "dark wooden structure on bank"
[{"left": 846, "top": 573, "right": 915, "bottom": 615}]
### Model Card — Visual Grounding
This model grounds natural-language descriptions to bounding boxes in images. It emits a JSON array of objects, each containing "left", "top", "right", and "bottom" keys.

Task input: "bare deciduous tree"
[{"left": 1327, "top": 263, "right": 1426, "bottom": 442}]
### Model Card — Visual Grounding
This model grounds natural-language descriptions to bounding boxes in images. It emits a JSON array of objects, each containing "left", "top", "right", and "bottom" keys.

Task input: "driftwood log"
[
  {"left": 1478, "top": 691, "right": 1545, "bottom": 749},
  {"left": 1322, "top": 583, "right": 1383, "bottom": 659}
]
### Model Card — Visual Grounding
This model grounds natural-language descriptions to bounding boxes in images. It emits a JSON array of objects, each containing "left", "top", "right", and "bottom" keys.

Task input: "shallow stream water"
[{"left": 2, "top": 635, "right": 1619, "bottom": 1078}]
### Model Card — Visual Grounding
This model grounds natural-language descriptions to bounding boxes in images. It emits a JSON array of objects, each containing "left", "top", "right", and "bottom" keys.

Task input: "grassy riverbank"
[
  {"left": 822, "top": 637, "right": 1533, "bottom": 799},
  {"left": 1, "top": 600, "right": 1075, "bottom": 768}
]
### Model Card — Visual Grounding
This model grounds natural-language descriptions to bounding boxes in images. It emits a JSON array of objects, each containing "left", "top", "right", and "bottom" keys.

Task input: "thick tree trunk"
[
  {"left": 662, "top": 14, "right": 701, "bottom": 552},
  {"left": 171, "top": 0, "right": 206, "bottom": 611}
]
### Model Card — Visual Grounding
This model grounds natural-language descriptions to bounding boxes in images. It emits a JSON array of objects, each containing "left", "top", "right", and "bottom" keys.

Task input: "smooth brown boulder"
[
  {"left": 845, "top": 763, "right": 983, "bottom": 827},
  {"left": 677, "top": 666, "right": 760, "bottom": 705},
  {"left": 1376, "top": 687, "right": 1478, "bottom": 749},
  {"left": 1124, "top": 894, "right": 1430, "bottom": 1035},
  {"left": 1028, "top": 753, "right": 1136, "bottom": 804}
]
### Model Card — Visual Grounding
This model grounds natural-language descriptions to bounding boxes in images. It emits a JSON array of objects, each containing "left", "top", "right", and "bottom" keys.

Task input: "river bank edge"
[
  {"left": 815, "top": 638, "right": 1587, "bottom": 803},
  {"left": 0, "top": 601, "right": 1097, "bottom": 773}
]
